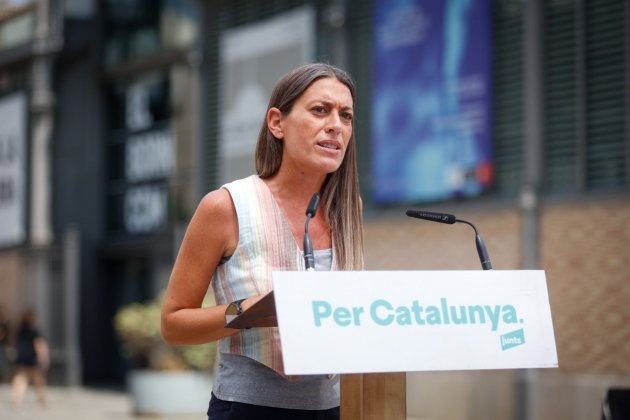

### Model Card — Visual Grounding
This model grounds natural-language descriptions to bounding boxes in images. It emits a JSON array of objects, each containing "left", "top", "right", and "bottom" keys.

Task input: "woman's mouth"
[{"left": 317, "top": 140, "right": 341, "bottom": 150}]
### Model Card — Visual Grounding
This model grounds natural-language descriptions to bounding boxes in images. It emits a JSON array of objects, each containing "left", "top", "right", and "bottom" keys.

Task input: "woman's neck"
[{"left": 262, "top": 169, "right": 326, "bottom": 205}]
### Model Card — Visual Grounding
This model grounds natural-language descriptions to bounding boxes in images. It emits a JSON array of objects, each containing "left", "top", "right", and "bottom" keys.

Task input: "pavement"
[{"left": 0, "top": 385, "right": 205, "bottom": 420}]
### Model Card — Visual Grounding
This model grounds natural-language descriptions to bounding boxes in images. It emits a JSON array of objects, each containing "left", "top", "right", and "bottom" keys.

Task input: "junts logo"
[{"left": 500, "top": 328, "right": 525, "bottom": 350}]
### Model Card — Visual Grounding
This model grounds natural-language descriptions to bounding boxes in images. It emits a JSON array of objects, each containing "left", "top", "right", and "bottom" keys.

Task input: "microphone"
[
  {"left": 406, "top": 210, "right": 493, "bottom": 270},
  {"left": 405, "top": 210, "right": 456, "bottom": 224},
  {"left": 303, "top": 193, "right": 320, "bottom": 271}
]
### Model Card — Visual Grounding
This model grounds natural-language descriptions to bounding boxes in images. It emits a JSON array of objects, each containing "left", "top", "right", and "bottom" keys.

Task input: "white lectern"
[{"left": 227, "top": 270, "right": 558, "bottom": 420}]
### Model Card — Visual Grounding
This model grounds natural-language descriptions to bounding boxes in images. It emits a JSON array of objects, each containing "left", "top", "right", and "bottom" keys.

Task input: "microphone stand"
[
  {"left": 304, "top": 214, "right": 315, "bottom": 271},
  {"left": 406, "top": 210, "right": 493, "bottom": 270},
  {"left": 454, "top": 218, "right": 493, "bottom": 270},
  {"left": 303, "top": 193, "right": 320, "bottom": 271}
]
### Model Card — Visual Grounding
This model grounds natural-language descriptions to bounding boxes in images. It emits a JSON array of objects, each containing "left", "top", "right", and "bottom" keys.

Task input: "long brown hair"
[{"left": 255, "top": 63, "right": 364, "bottom": 270}]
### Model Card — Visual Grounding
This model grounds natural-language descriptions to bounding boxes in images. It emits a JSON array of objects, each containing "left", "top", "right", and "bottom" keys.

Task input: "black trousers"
[{"left": 207, "top": 393, "right": 340, "bottom": 420}]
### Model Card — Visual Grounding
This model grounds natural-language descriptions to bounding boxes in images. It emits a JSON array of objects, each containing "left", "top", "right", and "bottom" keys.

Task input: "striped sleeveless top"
[{"left": 211, "top": 175, "right": 337, "bottom": 375}]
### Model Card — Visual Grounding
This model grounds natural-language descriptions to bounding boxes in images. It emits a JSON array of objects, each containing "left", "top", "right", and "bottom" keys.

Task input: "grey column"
[
  {"left": 63, "top": 226, "right": 82, "bottom": 386},
  {"left": 325, "top": 0, "right": 348, "bottom": 69},
  {"left": 30, "top": 0, "right": 60, "bottom": 246},
  {"left": 28, "top": 0, "right": 63, "bottom": 382},
  {"left": 517, "top": 1, "right": 545, "bottom": 420}
]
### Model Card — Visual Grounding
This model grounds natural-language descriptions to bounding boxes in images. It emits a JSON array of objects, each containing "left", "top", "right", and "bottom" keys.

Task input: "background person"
[
  {"left": 0, "top": 304, "right": 10, "bottom": 383},
  {"left": 11, "top": 308, "right": 49, "bottom": 409},
  {"left": 161, "top": 63, "right": 364, "bottom": 420}
]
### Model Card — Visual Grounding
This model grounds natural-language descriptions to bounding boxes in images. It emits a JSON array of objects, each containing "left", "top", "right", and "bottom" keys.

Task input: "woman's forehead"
[{"left": 298, "top": 77, "right": 353, "bottom": 106}]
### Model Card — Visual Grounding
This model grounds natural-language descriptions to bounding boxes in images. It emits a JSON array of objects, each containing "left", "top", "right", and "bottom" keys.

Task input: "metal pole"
[
  {"left": 325, "top": 0, "right": 348, "bottom": 69},
  {"left": 63, "top": 226, "right": 82, "bottom": 386},
  {"left": 518, "top": 0, "right": 545, "bottom": 419}
]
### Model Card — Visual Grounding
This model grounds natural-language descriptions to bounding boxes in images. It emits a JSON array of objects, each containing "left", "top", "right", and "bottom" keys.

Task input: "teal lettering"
[
  {"left": 450, "top": 306, "right": 468, "bottom": 324},
  {"left": 440, "top": 298, "right": 450, "bottom": 324},
  {"left": 411, "top": 300, "right": 425, "bottom": 325},
  {"left": 352, "top": 306, "right": 365, "bottom": 326},
  {"left": 324, "top": 298, "right": 523, "bottom": 330},
  {"left": 333, "top": 307, "right": 352, "bottom": 327},
  {"left": 395, "top": 306, "right": 412, "bottom": 325},
  {"left": 370, "top": 299, "right": 394, "bottom": 326},
  {"left": 425, "top": 305, "right": 442, "bottom": 325},
  {"left": 468, "top": 305, "right": 485, "bottom": 324},
  {"left": 502, "top": 305, "right": 518, "bottom": 324},
  {"left": 484, "top": 305, "right": 501, "bottom": 331},
  {"left": 312, "top": 301, "right": 331, "bottom": 327}
]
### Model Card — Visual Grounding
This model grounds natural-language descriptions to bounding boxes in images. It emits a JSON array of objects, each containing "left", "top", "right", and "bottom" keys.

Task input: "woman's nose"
[{"left": 326, "top": 112, "right": 342, "bottom": 133}]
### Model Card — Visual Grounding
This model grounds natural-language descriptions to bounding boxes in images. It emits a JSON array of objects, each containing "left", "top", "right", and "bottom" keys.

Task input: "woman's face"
[{"left": 271, "top": 77, "right": 354, "bottom": 176}]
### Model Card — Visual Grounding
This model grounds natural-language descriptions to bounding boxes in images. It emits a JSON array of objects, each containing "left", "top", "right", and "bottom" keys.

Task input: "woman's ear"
[{"left": 267, "top": 107, "right": 284, "bottom": 139}]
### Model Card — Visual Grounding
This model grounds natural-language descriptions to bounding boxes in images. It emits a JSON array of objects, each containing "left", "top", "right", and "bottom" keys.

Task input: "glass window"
[{"left": 104, "top": 0, "right": 199, "bottom": 68}]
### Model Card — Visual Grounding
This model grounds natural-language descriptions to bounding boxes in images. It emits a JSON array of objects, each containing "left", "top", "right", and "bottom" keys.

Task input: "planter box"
[{"left": 128, "top": 370, "right": 213, "bottom": 415}]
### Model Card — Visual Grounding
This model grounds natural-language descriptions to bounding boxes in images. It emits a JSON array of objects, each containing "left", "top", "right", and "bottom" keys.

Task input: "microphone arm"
[
  {"left": 454, "top": 218, "right": 493, "bottom": 270},
  {"left": 406, "top": 210, "right": 493, "bottom": 270},
  {"left": 304, "top": 193, "right": 320, "bottom": 271}
]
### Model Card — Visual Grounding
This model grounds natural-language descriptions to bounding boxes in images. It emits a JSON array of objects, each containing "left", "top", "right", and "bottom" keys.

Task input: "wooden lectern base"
[{"left": 341, "top": 373, "right": 406, "bottom": 420}]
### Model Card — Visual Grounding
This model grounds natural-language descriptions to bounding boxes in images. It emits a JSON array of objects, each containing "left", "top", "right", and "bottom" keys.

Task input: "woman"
[
  {"left": 161, "top": 63, "right": 364, "bottom": 419},
  {"left": 11, "top": 308, "right": 49, "bottom": 408}
]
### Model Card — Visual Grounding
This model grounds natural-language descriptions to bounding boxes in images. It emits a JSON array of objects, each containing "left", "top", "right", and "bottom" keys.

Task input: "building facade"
[{"left": 0, "top": 0, "right": 202, "bottom": 385}]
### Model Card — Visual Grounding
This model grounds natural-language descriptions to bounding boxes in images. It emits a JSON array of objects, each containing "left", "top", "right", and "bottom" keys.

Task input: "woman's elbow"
[{"left": 160, "top": 313, "right": 181, "bottom": 345}]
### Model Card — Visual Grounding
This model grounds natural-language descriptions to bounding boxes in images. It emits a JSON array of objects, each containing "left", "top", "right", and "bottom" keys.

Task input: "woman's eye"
[
  {"left": 313, "top": 106, "right": 326, "bottom": 114},
  {"left": 342, "top": 113, "right": 354, "bottom": 122}
]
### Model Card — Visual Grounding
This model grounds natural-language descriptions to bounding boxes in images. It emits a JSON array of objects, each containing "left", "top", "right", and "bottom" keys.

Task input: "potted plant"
[{"left": 114, "top": 292, "right": 217, "bottom": 415}]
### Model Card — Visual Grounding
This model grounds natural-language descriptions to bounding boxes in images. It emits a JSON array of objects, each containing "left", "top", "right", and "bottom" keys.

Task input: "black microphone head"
[
  {"left": 406, "top": 210, "right": 456, "bottom": 224},
  {"left": 306, "top": 193, "right": 320, "bottom": 217}
]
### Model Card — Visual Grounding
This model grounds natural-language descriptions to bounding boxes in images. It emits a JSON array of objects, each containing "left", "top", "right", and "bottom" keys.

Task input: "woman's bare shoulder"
[
  {"left": 197, "top": 187, "right": 234, "bottom": 216},
  {"left": 193, "top": 188, "right": 238, "bottom": 252}
]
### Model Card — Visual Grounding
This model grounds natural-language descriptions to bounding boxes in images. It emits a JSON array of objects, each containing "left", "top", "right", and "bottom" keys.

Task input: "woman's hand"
[{"left": 240, "top": 294, "right": 267, "bottom": 312}]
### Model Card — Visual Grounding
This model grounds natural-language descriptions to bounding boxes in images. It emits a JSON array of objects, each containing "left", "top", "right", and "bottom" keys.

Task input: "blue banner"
[{"left": 372, "top": 0, "right": 493, "bottom": 203}]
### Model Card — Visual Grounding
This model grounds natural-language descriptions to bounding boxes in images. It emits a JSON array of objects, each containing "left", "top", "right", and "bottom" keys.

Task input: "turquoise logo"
[{"left": 501, "top": 328, "right": 525, "bottom": 350}]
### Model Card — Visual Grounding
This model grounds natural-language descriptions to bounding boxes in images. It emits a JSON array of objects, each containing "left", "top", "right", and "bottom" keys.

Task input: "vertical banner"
[
  {"left": 107, "top": 72, "right": 174, "bottom": 236},
  {"left": 0, "top": 92, "right": 27, "bottom": 247},
  {"left": 372, "top": 0, "right": 493, "bottom": 203},
  {"left": 219, "top": 6, "right": 315, "bottom": 185}
]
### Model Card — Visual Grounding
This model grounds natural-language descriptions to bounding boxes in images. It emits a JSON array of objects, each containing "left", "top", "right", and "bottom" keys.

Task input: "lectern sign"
[{"left": 272, "top": 270, "right": 557, "bottom": 375}]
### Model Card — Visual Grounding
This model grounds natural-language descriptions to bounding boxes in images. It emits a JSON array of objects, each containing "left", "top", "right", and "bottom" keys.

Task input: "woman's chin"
[{"left": 318, "top": 156, "right": 344, "bottom": 173}]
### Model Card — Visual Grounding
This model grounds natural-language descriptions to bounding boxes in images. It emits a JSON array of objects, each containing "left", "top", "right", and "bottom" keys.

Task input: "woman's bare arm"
[{"left": 161, "top": 188, "right": 243, "bottom": 345}]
